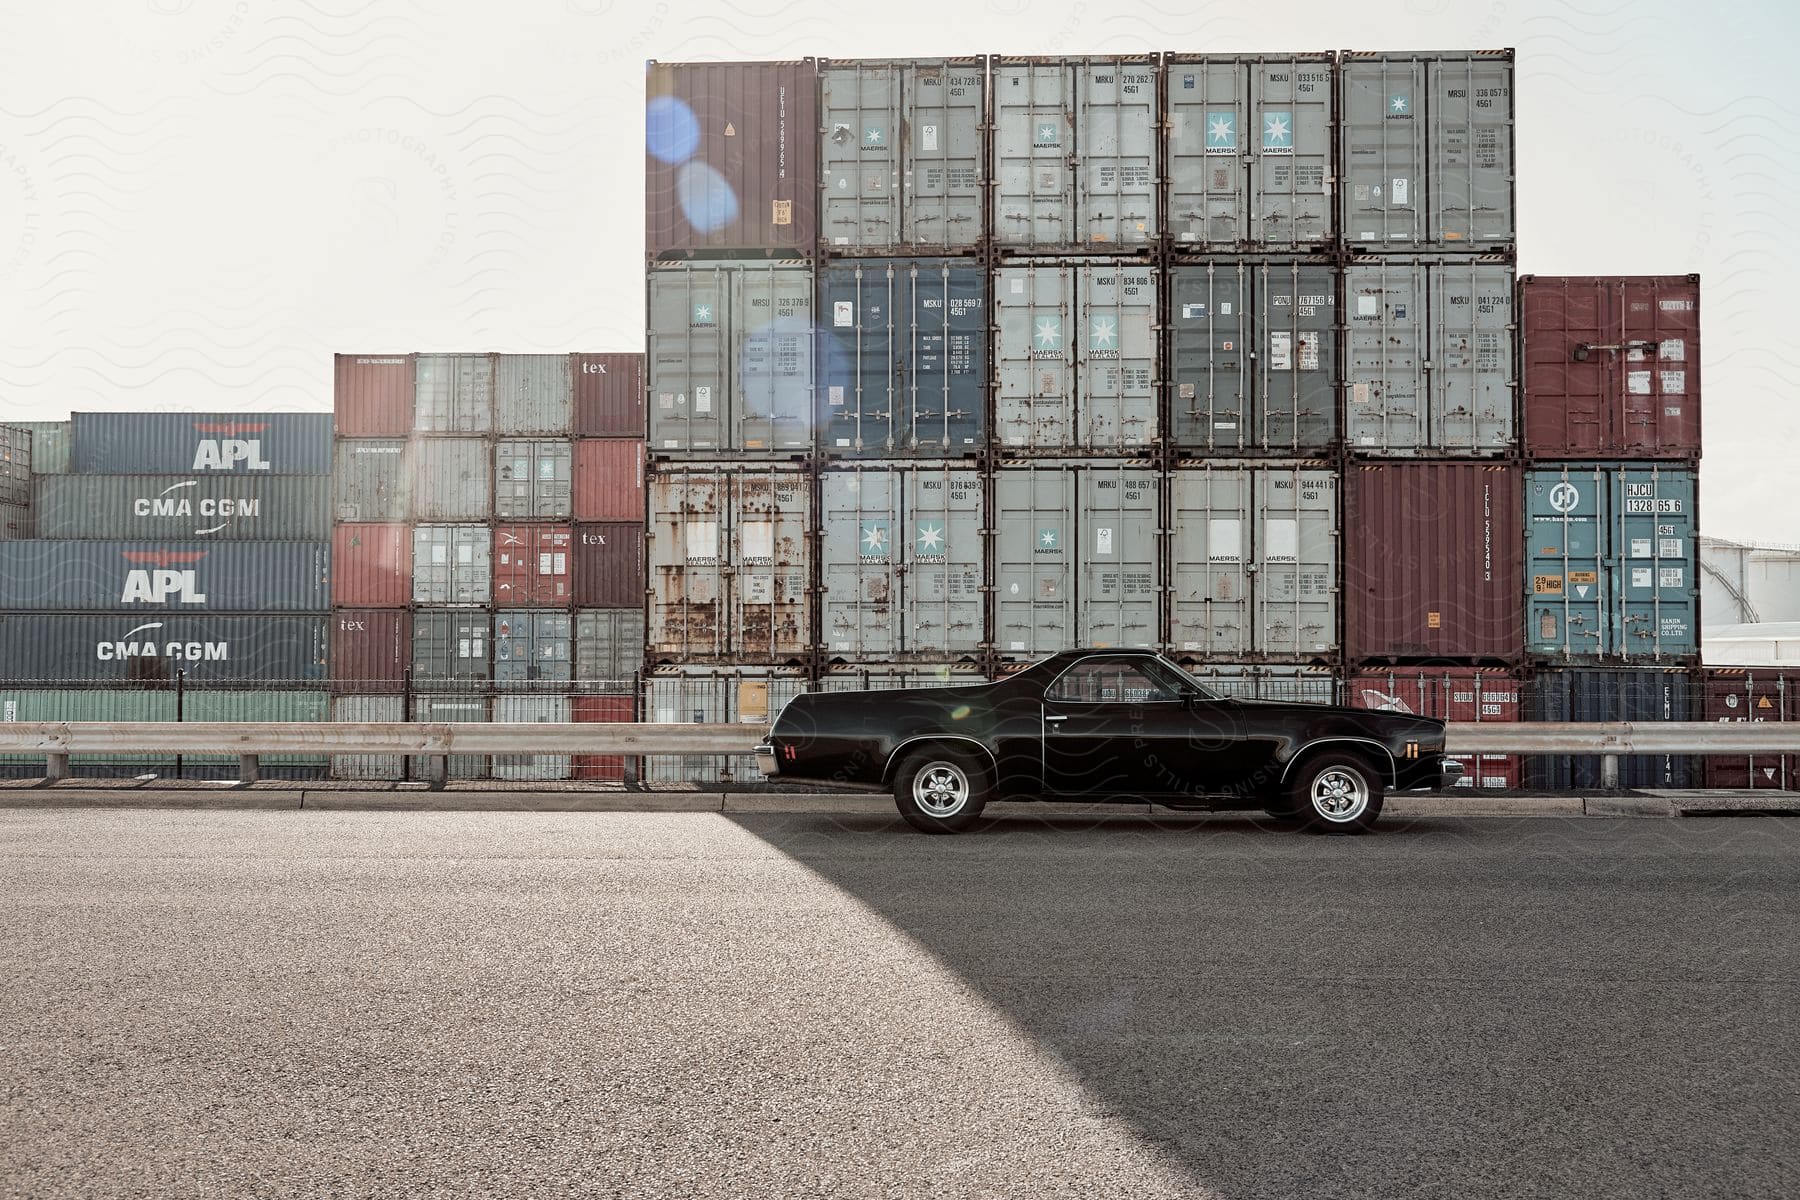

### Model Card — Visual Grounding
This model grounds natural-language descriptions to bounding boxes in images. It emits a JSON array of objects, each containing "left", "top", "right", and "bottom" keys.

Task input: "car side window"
[{"left": 1047, "top": 660, "right": 1180, "bottom": 705}]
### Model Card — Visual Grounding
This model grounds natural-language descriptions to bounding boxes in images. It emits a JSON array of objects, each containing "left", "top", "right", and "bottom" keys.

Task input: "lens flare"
[
  {"left": 646, "top": 95, "right": 701, "bottom": 165},
  {"left": 676, "top": 160, "right": 739, "bottom": 233}
]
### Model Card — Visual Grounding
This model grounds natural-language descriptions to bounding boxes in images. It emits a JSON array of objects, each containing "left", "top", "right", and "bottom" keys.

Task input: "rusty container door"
[
  {"left": 1703, "top": 668, "right": 1800, "bottom": 790},
  {"left": 334, "top": 354, "right": 415, "bottom": 436}
]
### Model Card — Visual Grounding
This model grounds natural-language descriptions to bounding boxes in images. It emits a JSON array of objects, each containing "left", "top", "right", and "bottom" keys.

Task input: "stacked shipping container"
[
  {"left": 330, "top": 351, "right": 647, "bottom": 781},
  {"left": 0, "top": 413, "right": 333, "bottom": 779}
]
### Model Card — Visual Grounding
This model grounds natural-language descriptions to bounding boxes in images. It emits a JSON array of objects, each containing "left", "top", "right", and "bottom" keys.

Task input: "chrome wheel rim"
[
  {"left": 1310, "top": 767, "right": 1369, "bottom": 823},
  {"left": 913, "top": 761, "right": 970, "bottom": 818}
]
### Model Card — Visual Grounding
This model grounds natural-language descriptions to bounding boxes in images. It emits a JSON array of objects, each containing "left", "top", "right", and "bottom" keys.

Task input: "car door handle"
[{"left": 1044, "top": 715, "right": 1068, "bottom": 723}]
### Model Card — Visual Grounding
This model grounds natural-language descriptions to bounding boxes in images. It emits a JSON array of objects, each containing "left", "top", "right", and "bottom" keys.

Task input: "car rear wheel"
[
  {"left": 892, "top": 748, "right": 991, "bottom": 834},
  {"left": 1287, "top": 752, "right": 1384, "bottom": 834}
]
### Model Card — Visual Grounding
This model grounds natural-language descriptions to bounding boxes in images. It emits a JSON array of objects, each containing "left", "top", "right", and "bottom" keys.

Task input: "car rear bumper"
[{"left": 754, "top": 742, "right": 779, "bottom": 778}]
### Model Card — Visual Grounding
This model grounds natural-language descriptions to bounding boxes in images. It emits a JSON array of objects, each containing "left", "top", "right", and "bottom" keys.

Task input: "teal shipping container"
[{"left": 1526, "top": 464, "right": 1698, "bottom": 661}]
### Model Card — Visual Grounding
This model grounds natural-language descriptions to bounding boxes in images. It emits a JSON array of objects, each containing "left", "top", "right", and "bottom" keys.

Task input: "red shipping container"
[
  {"left": 1703, "top": 668, "right": 1800, "bottom": 790},
  {"left": 572, "top": 693, "right": 636, "bottom": 782},
  {"left": 331, "top": 523, "right": 411, "bottom": 608},
  {"left": 1344, "top": 462, "right": 1524, "bottom": 664},
  {"left": 329, "top": 609, "right": 410, "bottom": 693},
  {"left": 645, "top": 60, "right": 819, "bottom": 257},
  {"left": 574, "top": 439, "right": 646, "bottom": 522},
  {"left": 493, "top": 523, "right": 574, "bottom": 607},
  {"left": 573, "top": 353, "right": 645, "bottom": 437},
  {"left": 333, "top": 354, "right": 415, "bottom": 437},
  {"left": 1349, "top": 668, "right": 1525, "bottom": 788},
  {"left": 574, "top": 522, "right": 646, "bottom": 608},
  {"left": 1520, "top": 275, "right": 1701, "bottom": 460}
]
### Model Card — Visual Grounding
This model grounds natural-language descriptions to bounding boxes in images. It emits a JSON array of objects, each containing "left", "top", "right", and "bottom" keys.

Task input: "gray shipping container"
[
  {"left": 992, "top": 58, "right": 1159, "bottom": 250},
  {"left": 0, "top": 502, "right": 29, "bottom": 540},
  {"left": 818, "top": 58, "right": 987, "bottom": 252},
  {"left": 408, "top": 694, "right": 489, "bottom": 780},
  {"left": 495, "top": 354, "right": 573, "bottom": 435},
  {"left": 819, "top": 465, "right": 985, "bottom": 659},
  {"left": 330, "top": 694, "right": 405, "bottom": 781},
  {"left": 994, "top": 258, "right": 1160, "bottom": 452},
  {"left": 0, "top": 614, "right": 328, "bottom": 684},
  {"left": 333, "top": 439, "right": 411, "bottom": 523},
  {"left": 412, "top": 437, "right": 492, "bottom": 521},
  {"left": 494, "top": 610, "right": 572, "bottom": 689},
  {"left": 1177, "top": 662, "right": 1343, "bottom": 704},
  {"left": 649, "top": 466, "right": 811, "bottom": 661},
  {"left": 1168, "top": 463, "right": 1340, "bottom": 661},
  {"left": 0, "top": 540, "right": 329, "bottom": 613},
  {"left": 415, "top": 354, "right": 494, "bottom": 433},
  {"left": 411, "top": 611, "right": 491, "bottom": 684},
  {"left": 1165, "top": 54, "right": 1336, "bottom": 250},
  {"left": 11, "top": 421, "right": 69, "bottom": 474},
  {"left": 642, "top": 666, "right": 811, "bottom": 783},
  {"left": 495, "top": 439, "right": 572, "bottom": 520},
  {"left": 993, "top": 462, "right": 1161, "bottom": 656},
  {"left": 0, "top": 423, "right": 29, "bottom": 505},
  {"left": 815, "top": 662, "right": 991, "bottom": 692},
  {"left": 411, "top": 525, "right": 492, "bottom": 605},
  {"left": 575, "top": 608, "right": 646, "bottom": 685},
  {"left": 33, "top": 475, "right": 331, "bottom": 540},
  {"left": 71, "top": 412, "right": 334, "bottom": 476},
  {"left": 1344, "top": 257, "right": 1515, "bottom": 455},
  {"left": 492, "top": 695, "right": 572, "bottom": 781},
  {"left": 648, "top": 260, "right": 814, "bottom": 455},
  {"left": 1168, "top": 257, "right": 1338, "bottom": 452},
  {"left": 1340, "top": 51, "right": 1516, "bottom": 250}
]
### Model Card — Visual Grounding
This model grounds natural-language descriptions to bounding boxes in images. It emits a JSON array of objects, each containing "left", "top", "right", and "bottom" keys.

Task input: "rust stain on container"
[
  {"left": 1343, "top": 462, "right": 1524, "bottom": 663},
  {"left": 331, "top": 523, "right": 411, "bottom": 608},
  {"left": 333, "top": 354, "right": 415, "bottom": 437},
  {"left": 1520, "top": 275, "right": 1701, "bottom": 461},
  {"left": 575, "top": 439, "right": 646, "bottom": 522},
  {"left": 573, "top": 521, "right": 646, "bottom": 609},
  {"left": 493, "top": 523, "right": 573, "bottom": 607},
  {"left": 646, "top": 60, "right": 819, "bottom": 257},
  {"left": 573, "top": 353, "right": 645, "bottom": 437},
  {"left": 329, "top": 609, "right": 411, "bottom": 694}
]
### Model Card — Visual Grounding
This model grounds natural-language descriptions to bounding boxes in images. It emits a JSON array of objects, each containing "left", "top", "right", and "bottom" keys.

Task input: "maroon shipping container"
[
  {"left": 1703, "top": 667, "right": 1800, "bottom": 790},
  {"left": 1520, "top": 275, "right": 1701, "bottom": 460},
  {"left": 646, "top": 60, "right": 819, "bottom": 257},
  {"left": 1349, "top": 668, "right": 1525, "bottom": 788},
  {"left": 1344, "top": 462, "right": 1524, "bottom": 663},
  {"left": 572, "top": 693, "right": 636, "bottom": 782},
  {"left": 574, "top": 439, "right": 647, "bottom": 522},
  {"left": 331, "top": 523, "right": 411, "bottom": 608},
  {"left": 573, "top": 522, "right": 646, "bottom": 608},
  {"left": 493, "top": 523, "right": 574, "bottom": 607},
  {"left": 573, "top": 353, "right": 645, "bottom": 437},
  {"left": 334, "top": 354, "right": 415, "bottom": 437},
  {"left": 329, "top": 609, "right": 410, "bottom": 693}
]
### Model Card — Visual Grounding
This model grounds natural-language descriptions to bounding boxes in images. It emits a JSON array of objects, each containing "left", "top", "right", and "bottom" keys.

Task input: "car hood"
[{"left": 1230, "top": 697, "right": 1447, "bottom": 733}]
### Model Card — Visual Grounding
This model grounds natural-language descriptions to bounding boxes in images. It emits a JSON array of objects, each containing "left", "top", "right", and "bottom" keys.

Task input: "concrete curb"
[{"left": 5, "top": 788, "right": 1790, "bottom": 818}]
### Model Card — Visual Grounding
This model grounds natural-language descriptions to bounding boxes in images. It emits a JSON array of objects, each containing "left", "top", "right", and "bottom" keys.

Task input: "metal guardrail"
[{"left": 1, "top": 721, "right": 1795, "bottom": 788}]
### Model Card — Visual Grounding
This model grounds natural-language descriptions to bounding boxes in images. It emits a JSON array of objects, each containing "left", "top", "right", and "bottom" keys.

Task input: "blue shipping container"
[
  {"left": 1525, "top": 667, "right": 1697, "bottom": 789},
  {"left": 71, "top": 412, "right": 333, "bottom": 475},
  {"left": 0, "top": 541, "right": 330, "bottom": 612},
  {"left": 1526, "top": 464, "right": 1698, "bottom": 661},
  {"left": 818, "top": 258, "right": 987, "bottom": 456}
]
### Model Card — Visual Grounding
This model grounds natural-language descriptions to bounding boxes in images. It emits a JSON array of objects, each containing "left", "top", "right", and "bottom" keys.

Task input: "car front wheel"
[
  {"left": 892, "top": 748, "right": 992, "bottom": 834},
  {"left": 1287, "top": 752, "right": 1384, "bottom": 834}
]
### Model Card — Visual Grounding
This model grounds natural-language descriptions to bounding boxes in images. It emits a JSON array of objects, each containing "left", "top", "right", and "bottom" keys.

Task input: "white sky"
[{"left": 1, "top": 0, "right": 1795, "bottom": 540}]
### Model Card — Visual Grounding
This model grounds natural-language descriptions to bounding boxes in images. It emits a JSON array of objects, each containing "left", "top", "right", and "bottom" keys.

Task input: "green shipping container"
[
  {"left": 182, "top": 691, "right": 330, "bottom": 775},
  {"left": 11, "top": 421, "right": 72, "bottom": 474},
  {"left": 0, "top": 689, "right": 176, "bottom": 777}
]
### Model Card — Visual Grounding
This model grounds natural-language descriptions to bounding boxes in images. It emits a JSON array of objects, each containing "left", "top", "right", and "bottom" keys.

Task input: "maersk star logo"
[
  {"left": 1034, "top": 315, "right": 1062, "bottom": 350},
  {"left": 1389, "top": 93, "right": 1409, "bottom": 115},
  {"left": 1206, "top": 111, "right": 1235, "bottom": 148},
  {"left": 1035, "top": 122, "right": 1060, "bottom": 145},
  {"left": 1263, "top": 111, "right": 1293, "bottom": 150},
  {"left": 1039, "top": 527, "right": 1059, "bottom": 549},
  {"left": 916, "top": 523, "right": 945, "bottom": 555},
  {"left": 864, "top": 125, "right": 884, "bottom": 146},
  {"left": 692, "top": 302, "right": 714, "bottom": 325},
  {"left": 1090, "top": 316, "right": 1118, "bottom": 349},
  {"left": 861, "top": 522, "right": 889, "bottom": 555}
]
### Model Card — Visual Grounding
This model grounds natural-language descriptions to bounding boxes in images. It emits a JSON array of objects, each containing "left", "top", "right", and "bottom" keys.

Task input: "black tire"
[
  {"left": 1284, "top": 751, "right": 1385, "bottom": 835},
  {"left": 892, "top": 747, "right": 992, "bottom": 834}
]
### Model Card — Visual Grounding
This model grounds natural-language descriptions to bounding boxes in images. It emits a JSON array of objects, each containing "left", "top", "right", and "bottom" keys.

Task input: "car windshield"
[{"left": 1155, "top": 657, "right": 1225, "bottom": 701}]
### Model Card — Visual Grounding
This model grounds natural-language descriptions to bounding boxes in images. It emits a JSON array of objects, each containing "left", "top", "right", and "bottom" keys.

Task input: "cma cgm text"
[
  {"left": 96, "top": 639, "right": 229, "bottom": 661},
  {"left": 133, "top": 498, "right": 261, "bottom": 518}
]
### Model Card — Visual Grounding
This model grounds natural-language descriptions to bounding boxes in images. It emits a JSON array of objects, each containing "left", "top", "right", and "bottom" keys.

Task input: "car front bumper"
[{"left": 1437, "top": 757, "right": 1465, "bottom": 788}]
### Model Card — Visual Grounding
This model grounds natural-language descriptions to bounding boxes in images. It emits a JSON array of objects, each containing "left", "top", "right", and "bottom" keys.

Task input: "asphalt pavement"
[{"left": 2, "top": 808, "right": 1797, "bottom": 1198}]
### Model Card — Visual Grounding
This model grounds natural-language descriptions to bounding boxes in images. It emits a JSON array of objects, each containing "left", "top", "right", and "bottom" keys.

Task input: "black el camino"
[{"left": 756, "top": 648, "right": 1463, "bottom": 834}]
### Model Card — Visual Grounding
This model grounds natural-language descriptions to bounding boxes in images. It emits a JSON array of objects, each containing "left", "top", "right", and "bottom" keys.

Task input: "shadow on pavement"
[{"left": 727, "top": 809, "right": 1800, "bottom": 1199}]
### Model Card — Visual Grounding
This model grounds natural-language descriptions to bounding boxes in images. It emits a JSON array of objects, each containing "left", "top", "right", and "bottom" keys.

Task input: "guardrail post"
[
  {"left": 1601, "top": 754, "right": 1621, "bottom": 789},
  {"left": 238, "top": 754, "right": 259, "bottom": 785},
  {"left": 45, "top": 753, "right": 69, "bottom": 783},
  {"left": 426, "top": 755, "right": 447, "bottom": 789}
]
